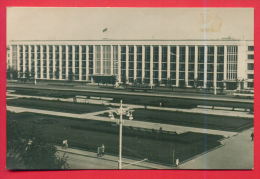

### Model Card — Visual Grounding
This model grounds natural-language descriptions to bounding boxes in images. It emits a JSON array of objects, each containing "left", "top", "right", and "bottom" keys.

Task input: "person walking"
[
  {"left": 101, "top": 144, "right": 105, "bottom": 156},
  {"left": 251, "top": 132, "right": 254, "bottom": 141}
]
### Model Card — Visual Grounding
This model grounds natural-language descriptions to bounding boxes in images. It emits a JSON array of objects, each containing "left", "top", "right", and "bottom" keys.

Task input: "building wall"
[{"left": 7, "top": 39, "right": 254, "bottom": 89}]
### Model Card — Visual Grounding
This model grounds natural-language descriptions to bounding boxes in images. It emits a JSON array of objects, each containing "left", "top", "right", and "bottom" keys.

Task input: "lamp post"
[{"left": 109, "top": 100, "right": 134, "bottom": 169}]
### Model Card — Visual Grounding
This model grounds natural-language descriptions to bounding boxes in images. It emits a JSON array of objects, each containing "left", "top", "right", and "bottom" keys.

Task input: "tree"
[
  {"left": 166, "top": 78, "right": 172, "bottom": 88},
  {"left": 7, "top": 68, "right": 18, "bottom": 80},
  {"left": 7, "top": 114, "right": 69, "bottom": 170},
  {"left": 55, "top": 69, "right": 60, "bottom": 79},
  {"left": 68, "top": 71, "right": 75, "bottom": 81},
  {"left": 110, "top": 75, "right": 117, "bottom": 87},
  {"left": 193, "top": 78, "right": 198, "bottom": 89}
]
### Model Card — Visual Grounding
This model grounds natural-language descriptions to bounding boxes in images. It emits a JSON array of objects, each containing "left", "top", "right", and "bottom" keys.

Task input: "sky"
[{"left": 7, "top": 7, "right": 254, "bottom": 41}]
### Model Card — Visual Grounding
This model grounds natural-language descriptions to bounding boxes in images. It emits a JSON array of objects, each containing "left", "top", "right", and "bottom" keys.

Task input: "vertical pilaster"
[
  {"left": 110, "top": 45, "right": 114, "bottom": 75},
  {"left": 59, "top": 45, "right": 62, "bottom": 80},
  {"left": 40, "top": 45, "right": 43, "bottom": 79},
  {"left": 23, "top": 45, "right": 26, "bottom": 74},
  {"left": 34, "top": 45, "right": 37, "bottom": 78},
  {"left": 158, "top": 45, "right": 162, "bottom": 82},
  {"left": 126, "top": 45, "right": 129, "bottom": 82},
  {"left": 46, "top": 45, "right": 50, "bottom": 79},
  {"left": 141, "top": 45, "right": 145, "bottom": 81},
  {"left": 9, "top": 45, "right": 13, "bottom": 69},
  {"left": 79, "top": 45, "right": 82, "bottom": 81},
  {"left": 72, "top": 45, "right": 75, "bottom": 74},
  {"left": 167, "top": 45, "right": 171, "bottom": 79},
  {"left": 93, "top": 45, "right": 96, "bottom": 74},
  {"left": 100, "top": 45, "right": 103, "bottom": 74},
  {"left": 117, "top": 45, "right": 121, "bottom": 83},
  {"left": 28, "top": 45, "right": 31, "bottom": 72},
  {"left": 213, "top": 46, "right": 218, "bottom": 89},
  {"left": 194, "top": 46, "right": 198, "bottom": 79},
  {"left": 176, "top": 46, "right": 180, "bottom": 87},
  {"left": 52, "top": 45, "right": 55, "bottom": 79},
  {"left": 203, "top": 46, "right": 208, "bottom": 88},
  {"left": 150, "top": 45, "right": 154, "bottom": 86},
  {"left": 223, "top": 45, "right": 227, "bottom": 81},
  {"left": 185, "top": 46, "right": 189, "bottom": 86},
  {"left": 17, "top": 45, "right": 20, "bottom": 73},
  {"left": 134, "top": 45, "right": 137, "bottom": 80},
  {"left": 86, "top": 45, "right": 89, "bottom": 80},
  {"left": 65, "top": 45, "right": 69, "bottom": 79}
]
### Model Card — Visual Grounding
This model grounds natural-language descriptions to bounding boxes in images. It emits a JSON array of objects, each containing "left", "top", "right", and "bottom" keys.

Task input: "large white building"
[{"left": 7, "top": 39, "right": 254, "bottom": 90}]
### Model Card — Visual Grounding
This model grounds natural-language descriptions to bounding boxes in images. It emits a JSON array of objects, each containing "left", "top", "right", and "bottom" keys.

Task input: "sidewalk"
[
  {"left": 56, "top": 146, "right": 172, "bottom": 169},
  {"left": 179, "top": 128, "right": 254, "bottom": 169}
]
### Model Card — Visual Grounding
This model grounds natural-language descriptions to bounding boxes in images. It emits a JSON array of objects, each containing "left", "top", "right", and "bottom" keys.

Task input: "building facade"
[{"left": 7, "top": 39, "right": 254, "bottom": 90}]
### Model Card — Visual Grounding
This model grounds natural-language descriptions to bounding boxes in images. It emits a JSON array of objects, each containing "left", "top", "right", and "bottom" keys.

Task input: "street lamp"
[{"left": 109, "top": 100, "right": 134, "bottom": 169}]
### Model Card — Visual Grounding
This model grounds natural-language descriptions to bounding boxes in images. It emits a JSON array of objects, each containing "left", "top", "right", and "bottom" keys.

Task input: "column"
[
  {"left": 176, "top": 46, "right": 180, "bottom": 87},
  {"left": 213, "top": 46, "right": 218, "bottom": 94},
  {"left": 65, "top": 45, "right": 69, "bottom": 79},
  {"left": 23, "top": 45, "right": 26, "bottom": 74},
  {"left": 117, "top": 45, "right": 121, "bottom": 83},
  {"left": 141, "top": 45, "right": 145, "bottom": 82},
  {"left": 40, "top": 45, "right": 43, "bottom": 79},
  {"left": 46, "top": 45, "right": 50, "bottom": 79},
  {"left": 150, "top": 45, "right": 154, "bottom": 86},
  {"left": 93, "top": 45, "right": 96, "bottom": 74},
  {"left": 213, "top": 46, "right": 218, "bottom": 91},
  {"left": 203, "top": 46, "right": 208, "bottom": 88},
  {"left": 158, "top": 45, "right": 162, "bottom": 82},
  {"left": 79, "top": 45, "right": 82, "bottom": 81},
  {"left": 86, "top": 45, "right": 89, "bottom": 80},
  {"left": 59, "top": 45, "right": 62, "bottom": 80},
  {"left": 110, "top": 45, "right": 114, "bottom": 75},
  {"left": 223, "top": 45, "right": 228, "bottom": 81},
  {"left": 9, "top": 45, "right": 13, "bottom": 69},
  {"left": 126, "top": 45, "right": 129, "bottom": 82},
  {"left": 194, "top": 46, "right": 198, "bottom": 79},
  {"left": 185, "top": 46, "right": 189, "bottom": 86},
  {"left": 17, "top": 45, "right": 20, "bottom": 73},
  {"left": 167, "top": 45, "right": 171, "bottom": 79},
  {"left": 28, "top": 45, "right": 31, "bottom": 72},
  {"left": 133, "top": 45, "right": 137, "bottom": 80},
  {"left": 72, "top": 45, "right": 75, "bottom": 74},
  {"left": 100, "top": 45, "right": 103, "bottom": 74},
  {"left": 52, "top": 45, "right": 55, "bottom": 79},
  {"left": 34, "top": 45, "right": 37, "bottom": 79}
]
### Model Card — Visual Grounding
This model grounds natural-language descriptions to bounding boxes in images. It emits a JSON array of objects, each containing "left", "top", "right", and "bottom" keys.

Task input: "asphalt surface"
[{"left": 7, "top": 83, "right": 253, "bottom": 103}]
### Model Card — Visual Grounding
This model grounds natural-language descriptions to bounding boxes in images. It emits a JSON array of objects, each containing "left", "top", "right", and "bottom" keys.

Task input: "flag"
[{"left": 102, "top": 28, "right": 108, "bottom": 32}]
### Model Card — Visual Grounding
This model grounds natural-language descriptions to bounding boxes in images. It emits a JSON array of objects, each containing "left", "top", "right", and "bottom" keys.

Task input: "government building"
[{"left": 7, "top": 39, "right": 254, "bottom": 90}]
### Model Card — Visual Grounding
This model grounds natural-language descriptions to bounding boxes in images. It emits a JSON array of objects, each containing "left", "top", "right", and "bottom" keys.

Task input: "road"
[{"left": 7, "top": 83, "right": 254, "bottom": 109}]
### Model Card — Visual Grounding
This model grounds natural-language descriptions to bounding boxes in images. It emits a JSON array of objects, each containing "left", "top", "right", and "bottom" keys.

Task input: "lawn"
[
  {"left": 100, "top": 109, "right": 253, "bottom": 132},
  {"left": 7, "top": 112, "right": 223, "bottom": 166},
  {"left": 7, "top": 98, "right": 108, "bottom": 114}
]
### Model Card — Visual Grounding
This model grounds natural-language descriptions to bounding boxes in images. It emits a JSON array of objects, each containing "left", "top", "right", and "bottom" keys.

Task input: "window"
[
  {"left": 247, "top": 82, "right": 254, "bottom": 88},
  {"left": 248, "top": 46, "right": 254, "bottom": 51},
  {"left": 248, "top": 74, "right": 254, "bottom": 79},
  {"left": 248, "top": 63, "right": 254, "bottom": 70},
  {"left": 248, "top": 54, "right": 254, "bottom": 60}
]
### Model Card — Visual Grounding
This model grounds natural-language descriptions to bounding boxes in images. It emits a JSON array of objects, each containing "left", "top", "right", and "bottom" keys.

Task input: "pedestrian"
[
  {"left": 101, "top": 144, "right": 105, "bottom": 156},
  {"left": 62, "top": 140, "right": 68, "bottom": 149},
  {"left": 251, "top": 132, "right": 254, "bottom": 141},
  {"left": 97, "top": 147, "right": 101, "bottom": 157},
  {"left": 176, "top": 158, "right": 179, "bottom": 167}
]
